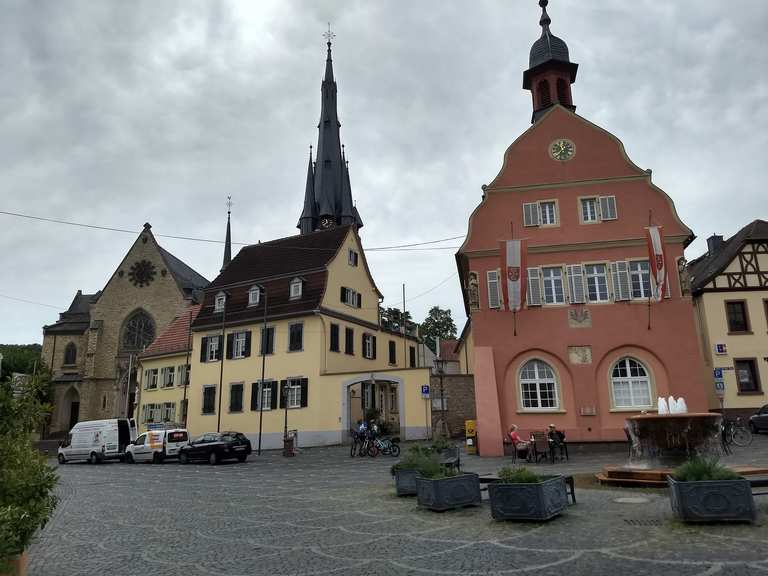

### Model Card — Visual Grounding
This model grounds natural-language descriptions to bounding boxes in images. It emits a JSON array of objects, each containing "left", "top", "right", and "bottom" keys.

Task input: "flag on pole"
[
  {"left": 646, "top": 226, "right": 667, "bottom": 301},
  {"left": 500, "top": 239, "right": 526, "bottom": 311}
]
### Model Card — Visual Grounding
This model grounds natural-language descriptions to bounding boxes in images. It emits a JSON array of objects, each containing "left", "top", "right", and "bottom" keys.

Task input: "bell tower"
[{"left": 522, "top": 0, "right": 578, "bottom": 123}]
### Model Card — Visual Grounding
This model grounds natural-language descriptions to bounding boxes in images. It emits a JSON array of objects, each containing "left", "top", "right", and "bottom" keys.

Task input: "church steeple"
[
  {"left": 522, "top": 0, "right": 578, "bottom": 123},
  {"left": 297, "top": 26, "right": 363, "bottom": 234},
  {"left": 221, "top": 197, "right": 232, "bottom": 273}
]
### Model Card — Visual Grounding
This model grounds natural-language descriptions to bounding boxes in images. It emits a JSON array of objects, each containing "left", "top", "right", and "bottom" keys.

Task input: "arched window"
[
  {"left": 122, "top": 311, "right": 156, "bottom": 351},
  {"left": 537, "top": 80, "right": 552, "bottom": 108},
  {"left": 63, "top": 342, "right": 77, "bottom": 365},
  {"left": 611, "top": 358, "right": 652, "bottom": 408},
  {"left": 556, "top": 78, "right": 568, "bottom": 105},
  {"left": 519, "top": 359, "right": 558, "bottom": 409}
]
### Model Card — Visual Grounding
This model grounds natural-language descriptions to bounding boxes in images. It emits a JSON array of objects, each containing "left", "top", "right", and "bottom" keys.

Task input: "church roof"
[
  {"left": 689, "top": 219, "right": 768, "bottom": 293},
  {"left": 43, "top": 290, "right": 101, "bottom": 334},
  {"left": 529, "top": 1, "right": 570, "bottom": 69},
  {"left": 157, "top": 245, "right": 209, "bottom": 298},
  {"left": 140, "top": 304, "right": 201, "bottom": 358}
]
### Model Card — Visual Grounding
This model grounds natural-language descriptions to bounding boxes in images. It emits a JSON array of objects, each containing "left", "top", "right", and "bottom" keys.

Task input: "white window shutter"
[
  {"left": 611, "top": 262, "right": 631, "bottom": 301},
  {"left": 527, "top": 267, "right": 542, "bottom": 306},
  {"left": 487, "top": 270, "right": 501, "bottom": 309},
  {"left": 599, "top": 196, "right": 617, "bottom": 220},
  {"left": 567, "top": 265, "right": 585, "bottom": 304},
  {"left": 523, "top": 203, "right": 540, "bottom": 227}
]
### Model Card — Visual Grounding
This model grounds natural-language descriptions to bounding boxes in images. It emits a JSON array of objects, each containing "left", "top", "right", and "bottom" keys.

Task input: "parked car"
[
  {"left": 178, "top": 432, "right": 252, "bottom": 465},
  {"left": 749, "top": 405, "right": 768, "bottom": 433},
  {"left": 125, "top": 429, "right": 190, "bottom": 464},
  {"left": 58, "top": 418, "right": 137, "bottom": 464}
]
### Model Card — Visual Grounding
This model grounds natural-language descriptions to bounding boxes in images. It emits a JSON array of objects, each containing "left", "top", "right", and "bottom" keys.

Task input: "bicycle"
[{"left": 723, "top": 417, "right": 753, "bottom": 449}]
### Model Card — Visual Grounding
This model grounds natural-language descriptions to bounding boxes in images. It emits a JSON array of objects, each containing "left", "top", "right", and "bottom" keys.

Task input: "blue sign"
[
  {"left": 713, "top": 368, "right": 724, "bottom": 379},
  {"left": 421, "top": 385, "right": 430, "bottom": 397},
  {"left": 715, "top": 381, "right": 725, "bottom": 391}
]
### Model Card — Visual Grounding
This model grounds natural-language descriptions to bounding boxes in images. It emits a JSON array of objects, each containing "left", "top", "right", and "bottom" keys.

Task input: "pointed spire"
[
  {"left": 298, "top": 146, "right": 318, "bottom": 233},
  {"left": 221, "top": 197, "right": 232, "bottom": 273},
  {"left": 323, "top": 23, "right": 335, "bottom": 83}
]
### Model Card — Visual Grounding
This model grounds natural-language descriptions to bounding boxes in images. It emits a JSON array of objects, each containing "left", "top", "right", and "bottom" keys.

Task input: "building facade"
[
  {"left": 690, "top": 221, "right": 768, "bottom": 419},
  {"left": 456, "top": 2, "right": 708, "bottom": 456},
  {"left": 41, "top": 224, "right": 208, "bottom": 434}
]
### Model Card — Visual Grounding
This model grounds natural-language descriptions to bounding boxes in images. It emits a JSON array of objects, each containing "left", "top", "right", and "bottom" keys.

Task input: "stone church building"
[{"left": 42, "top": 223, "right": 208, "bottom": 434}]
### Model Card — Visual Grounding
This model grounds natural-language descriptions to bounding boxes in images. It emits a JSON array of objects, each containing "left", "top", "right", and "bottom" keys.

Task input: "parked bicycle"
[
  {"left": 722, "top": 417, "right": 753, "bottom": 451},
  {"left": 372, "top": 434, "right": 400, "bottom": 457}
]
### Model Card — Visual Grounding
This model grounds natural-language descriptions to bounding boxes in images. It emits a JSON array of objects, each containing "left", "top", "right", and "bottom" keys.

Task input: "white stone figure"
[
  {"left": 671, "top": 397, "right": 683, "bottom": 414},
  {"left": 678, "top": 397, "right": 688, "bottom": 413},
  {"left": 668, "top": 395, "right": 676, "bottom": 414},
  {"left": 658, "top": 397, "right": 669, "bottom": 415}
]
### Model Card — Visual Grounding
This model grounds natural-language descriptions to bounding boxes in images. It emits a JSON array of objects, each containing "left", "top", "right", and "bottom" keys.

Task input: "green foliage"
[
  {"left": 0, "top": 370, "right": 58, "bottom": 567},
  {"left": 429, "top": 436, "right": 453, "bottom": 453},
  {"left": 391, "top": 445, "right": 456, "bottom": 479},
  {"left": 420, "top": 306, "right": 457, "bottom": 354},
  {"left": 379, "top": 307, "right": 416, "bottom": 334},
  {"left": 673, "top": 457, "right": 740, "bottom": 482},
  {"left": 497, "top": 467, "right": 542, "bottom": 484},
  {"left": 0, "top": 344, "right": 42, "bottom": 383}
]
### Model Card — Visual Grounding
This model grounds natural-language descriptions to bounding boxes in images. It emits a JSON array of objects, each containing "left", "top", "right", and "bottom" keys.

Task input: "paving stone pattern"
[{"left": 29, "top": 438, "right": 768, "bottom": 575}]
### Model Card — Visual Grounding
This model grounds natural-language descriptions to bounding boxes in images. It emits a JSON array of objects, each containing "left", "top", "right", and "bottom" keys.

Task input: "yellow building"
[
  {"left": 690, "top": 220, "right": 768, "bottom": 419},
  {"left": 185, "top": 225, "right": 431, "bottom": 448}
]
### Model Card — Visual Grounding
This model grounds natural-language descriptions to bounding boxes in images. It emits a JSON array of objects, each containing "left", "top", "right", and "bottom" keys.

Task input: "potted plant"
[
  {"left": 0, "top": 370, "right": 58, "bottom": 576},
  {"left": 488, "top": 467, "right": 568, "bottom": 521},
  {"left": 415, "top": 452, "right": 480, "bottom": 512},
  {"left": 668, "top": 457, "right": 755, "bottom": 523},
  {"left": 391, "top": 446, "right": 431, "bottom": 496}
]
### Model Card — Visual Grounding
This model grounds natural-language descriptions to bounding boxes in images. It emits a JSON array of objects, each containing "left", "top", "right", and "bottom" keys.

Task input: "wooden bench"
[
  {"left": 750, "top": 477, "right": 768, "bottom": 496},
  {"left": 439, "top": 446, "right": 461, "bottom": 474},
  {"left": 478, "top": 474, "right": 576, "bottom": 504}
]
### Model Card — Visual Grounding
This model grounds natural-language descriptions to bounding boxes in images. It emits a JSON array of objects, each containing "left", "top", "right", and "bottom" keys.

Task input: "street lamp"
[
  {"left": 256, "top": 285, "right": 268, "bottom": 456},
  {"left": 216, "top": 291, "right": 230, "bottom": 433},
  {"left": 434, "top": 357, "right": 448, "bottom": 438}
]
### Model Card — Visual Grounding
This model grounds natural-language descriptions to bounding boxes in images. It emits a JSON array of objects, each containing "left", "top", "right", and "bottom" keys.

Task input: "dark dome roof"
[{"left": 529, "top": 31, "right": 570, "bottom": 69}]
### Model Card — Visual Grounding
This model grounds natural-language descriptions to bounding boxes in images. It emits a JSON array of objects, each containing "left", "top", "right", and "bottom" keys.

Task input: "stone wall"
[{"left": 430, "top": 374, "right": 476, "bottom": 438}]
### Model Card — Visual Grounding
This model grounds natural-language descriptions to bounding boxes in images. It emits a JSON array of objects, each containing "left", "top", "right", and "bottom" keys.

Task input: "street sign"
[
  {"left": 713, "top": 368, "right": 724, "bottom": 379},
  {"left": 714, "top": 343, "right": 728, "bottom": 355},
  {"left": 421, "top": 384, "right": 430, "bottom": 398}
]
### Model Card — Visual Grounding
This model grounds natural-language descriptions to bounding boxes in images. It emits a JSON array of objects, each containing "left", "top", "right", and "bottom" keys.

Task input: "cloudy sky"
[{"left": 1, "top": 0, "right": 766, "bottom": 345}]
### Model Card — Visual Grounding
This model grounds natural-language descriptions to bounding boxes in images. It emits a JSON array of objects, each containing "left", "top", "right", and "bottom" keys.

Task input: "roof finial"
[
  {"left": 539, "top": 0, "right": 551, "bottom": 31},
  {"left": 221, "top": 197, "right": 232, "bottom": 272},
  {"left": 309, "top": 144, "right": 313, "bottom": 159},
  {"left": 323, "top": 22, "right": 335, "bottom": 47},
  {"left": 226, "top": 195, "right": 232, "bottom": 216}
]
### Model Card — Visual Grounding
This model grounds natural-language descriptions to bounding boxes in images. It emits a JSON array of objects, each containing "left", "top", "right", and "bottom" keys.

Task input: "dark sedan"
[
  {"left": 178, "top": 432, "right": 252, "bottom": 465},
  {"left": 749, "top": 405, "right": 768, "bottom": 434}
]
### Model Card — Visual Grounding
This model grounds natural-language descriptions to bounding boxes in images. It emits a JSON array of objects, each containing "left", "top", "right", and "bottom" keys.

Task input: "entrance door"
[{"left": 69, "top": 401, "right": 80, "bottom": 430}]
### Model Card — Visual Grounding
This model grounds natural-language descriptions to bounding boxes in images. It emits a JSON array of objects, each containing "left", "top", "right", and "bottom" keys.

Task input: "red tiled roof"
[
  {"left": 140, "top": 304, "right": 201, "bottom": 358},
  {"left": 440, "top": 339, "right": 460, "bottom": 362}
]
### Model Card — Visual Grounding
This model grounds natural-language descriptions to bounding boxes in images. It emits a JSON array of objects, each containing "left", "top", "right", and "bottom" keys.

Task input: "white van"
[
  {"left": 125, "top": 428, "right": 190, "bottom": 464},
  {"left": 57, "top": 418, "right": 137, "bottom": 464}
]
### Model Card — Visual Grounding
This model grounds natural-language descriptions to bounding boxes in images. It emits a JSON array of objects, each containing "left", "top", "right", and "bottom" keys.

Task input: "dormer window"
[
  {"left": 248, "top": 286, "right": 261, "bottom": 307},
  {"left": 289, "top": 278, "right": 303, "bottom": 300},
  {"left": 214, "top": 292, "right": 226, "bottom": 312}
]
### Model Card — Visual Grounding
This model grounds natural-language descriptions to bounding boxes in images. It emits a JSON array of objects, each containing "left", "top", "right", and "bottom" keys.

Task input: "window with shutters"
[
  {"left": 539, "top": 201, "right": 558, "bottom": 226},
  {"left": 519, "top": 360, "right": 559, "bottom": 410},
  {"left": 288, "top": 323, "right": 303, "bottom": 352},
  {"left": 229, "top": 382, "right": 244, "bottom": 412},
  {"left": 286, "top": 378, "right": 303, "bottom": 408},
  {"left": 610, "top": 261, "right": 631, "bottom": 301},
  {"left": 144, "top": 369, "right": 158, "bottom": 390},
  {"left": 580, "top": 198, "right": 599, "bottom": 223},
  {"left": 63, "top": 342, "right": 77, "bottom": 365},
  {"left": 726, "top": 301, "right": 750, "bottom": 333},
  {"left": 248, "top": 286, "right": 260, "bottom": 306},
  {"left": 206, "top": 336, "right": 221, "bottom": 362},
  {"left": 522, "top": 202, "right": 540, "bottom": 227},
  {"left": 585, "top": 264, "right": 609, "bottom": 302},
  {"left": 232, "top": 331, "right": 248, "bottom": 359},
  {"left": 289, "top": 278, "right": 303, "bottom": 300},
  {"left": 487, "top": 270, "right": 501, "bottom": 309},
  {"left": 611, "top": 358, "right": 652, "bottom": 408},
  {"left": 599, "top": 196, "right": 618, "bottom": 220},
  {"left": 527, "top": 268, "right": 542, "bottom": 306},
  {"left": 388, "top": 341, "right": 397, "bottom": 365},
  {"left": 162, "top": 402, "right": 176, "bottom": 422},
  {"left": 629, "top": 261, "right": 652, "bottom": 299},
  {"left": 341, "top": 287, "right": 360, "bottom": 308},
  {"left": 330, "top": 324, "right": 340, "bottom": 352},
  {"left": 260, "top": 326, "right": 275, "bottom": 355},
  {"left": 177, "top": 364, "right": 189, "bottom": 387},
  {"left": 362, "top": 333, "right": 375, "bottom": 359},
  {"left": 345, "top": 327, "right": 354, "bottom": 355},
  {"left": 202, "top": 385, "right": 216, "bottom": 415},
  {"left": 251, "top": 380, "right": 275, "bottom": 411},
  {"left": 567, "top": 265, "right": 585, "bottom": 304},
  {"left": 161, "top": 366, "right": 175, "bottom": 388},
  {"left": 542, "top": 267, "right": 565, "bottom": 304}
]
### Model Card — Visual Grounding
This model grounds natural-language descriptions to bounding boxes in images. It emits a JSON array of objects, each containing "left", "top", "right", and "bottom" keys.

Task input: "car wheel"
[
  {"left": 209, "top": 452, "right": 219, "bottom": 465},
  {"left": 126, "top": 452, "right": 135, "bottom": 464},
  {"left": 750, "top": 422, "right": 759, "bottom": 434},
  {"left": 237, "top": 455, "right": 247, "bottom": 463},
  {"left": 179, "top": 452, "right": 189, "bottom": 464},
  {"left": 57, "top": 453, "right": 66, "bottom": 465},
  {"left": 89, "top": 452, "right": 99, "bottom": 465}
]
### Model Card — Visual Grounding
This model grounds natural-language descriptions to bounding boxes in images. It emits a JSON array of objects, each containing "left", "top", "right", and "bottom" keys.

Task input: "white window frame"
[
  {"left": 580, "top": 197, "right": 599, "bottom": 223},
  {"left": 389, "top": 386, "right": 398, "bottom": 413},
  {"left": 629, "top": 260, "right": 652, "bottom": 300},
  {"left": 162, "top": 402, "right": 176, "bottom": 422},
  {"left": 206, "top": 336, "right": 220, "bottom": 362},
  {"left": 248, "top": 286, "right": 260, "bottom": 307},
  {"left": 487, "top": 270, "right": 501, "bottom": 309},
  {"left": 599, "top": 196, "right": 618, "bottom": 220},
  {"left": 214, "top": 292, "right": 226, "bottom": 312},
  {"left": 289, "top": 278, "right": 303, "bottom": 300},
  {"left": 145, "top": 369, "right": 158, "bottom": 390},
  {"left": 348, "top": 249, "right": 359, "bottom": 267},
  {"left": 611, "top": 358, "right": 652, "bottom": 409},
  {"left": 177, "top": 364, "right": 189, "bottom": 387},
  {"left": 519, "top": 359, "right": 559, "bottom": 410},
  {"left": 585, "top": 263, "right": 610, "bottom": 303},
  {"left": 539, "top": 201, "right": 558, "bottom": 226},
  {"left": 527, "top": 267, "right": 542, "bottom": 306},
  {"left": 342, "top": 287, "right": 359, "bottom": 307},
  {"left": 232, "top": 331, "right": 247, "bottom": 359},
  {"left": 256, "top": 380, "right": 273, "bottom": 410},
  {"left": 523, "top": 202, "right": 540, "bottom": 227},
  {"left": 363, "top": 333, "right": 374, "bottom": 359},
  {"left": 541, "top": 266, "right": 565, "bottom": 305},
  {"left": 611, "top": 261, "right": 631, "bottom": 301},
  {"left": 161, "top": 366, "right": 175, "bottom": 388},
  {"left": 286, "top": 378, "right": 302, "bottom": 409},
  {"left": 567, "top": 264, "right": 585, "bottom": 304}
]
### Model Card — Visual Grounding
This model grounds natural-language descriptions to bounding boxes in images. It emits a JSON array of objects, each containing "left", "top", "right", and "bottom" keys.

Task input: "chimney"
[{"left": 707, "top": 235, "right": 724, "bottom": 256}]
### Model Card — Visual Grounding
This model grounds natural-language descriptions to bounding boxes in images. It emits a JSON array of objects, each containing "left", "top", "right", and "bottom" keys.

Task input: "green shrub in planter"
[
  {"left": 488, "top": 466, "right": 568, "bottom": 521},
  {"left": 391, "top": 447, "right": 442, "bottom": 496},
  {"left": 668, "top": 457, "right": 754, "bottom": 523},
  {"left": 0, "top": 371, "right": 58, "bottom": 572}
]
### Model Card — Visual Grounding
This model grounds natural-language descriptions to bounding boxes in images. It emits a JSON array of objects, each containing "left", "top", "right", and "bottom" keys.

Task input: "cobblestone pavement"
[{"left": 28, "top": 438, "right": 768, "bottom": 576}]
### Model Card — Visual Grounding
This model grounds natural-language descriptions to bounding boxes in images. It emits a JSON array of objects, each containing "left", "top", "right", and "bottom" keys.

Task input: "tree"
[
  {"left": 379, "top": 307, "right": 415, "bottom": 334},
  {"left": 0, "top": 344, "right": 42, "bottom": 383},
  {"left": 420, "top": 306, "right": 457, "bottom": 354}
]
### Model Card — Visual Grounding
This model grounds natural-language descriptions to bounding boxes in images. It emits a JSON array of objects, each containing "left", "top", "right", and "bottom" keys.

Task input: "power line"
[
  {"left": 0, "top": 210, "right": 462, "bottom": 252},
  {"left": 0, "top": 293, "right": 63, "bottom": 309},
  {"left": 407, "top": 273, "right": 458, "bottom": 301}
]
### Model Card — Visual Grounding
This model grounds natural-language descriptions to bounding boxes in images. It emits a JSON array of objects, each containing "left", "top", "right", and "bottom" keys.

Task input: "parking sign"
[
  {"left": 713, "top": 368, "right": 723, "bottom": 379},
  {"left": 421, "top": 385, "right": 430, "bottom": 398}
]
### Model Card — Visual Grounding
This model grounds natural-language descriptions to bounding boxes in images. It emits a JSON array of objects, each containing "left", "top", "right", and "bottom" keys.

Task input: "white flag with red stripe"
[
  {"left": 646, "top": 226, "right": 667, "bottom": 301},
  {"left": 500, "top": 239, "right": 526, "bottom": 312}
]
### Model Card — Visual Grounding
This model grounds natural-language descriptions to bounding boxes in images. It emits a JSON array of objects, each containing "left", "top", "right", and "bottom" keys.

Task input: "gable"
[{"left": 705, "top": 243, "right": 768, "bottom": 291}]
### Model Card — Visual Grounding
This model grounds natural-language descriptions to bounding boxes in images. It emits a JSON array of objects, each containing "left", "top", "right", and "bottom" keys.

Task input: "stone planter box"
[
  {"left": 394, "top": 469, "right": 419, "bottom": 496},
  {"left": 416, "top": 473, "right": 481, "bottom": 511},
  {"left": 667, "top": 476, "right": 756, "bottom": 523},
  {"left": 488, "top": 476, "right": 568, "bottom": 521},
  {"left": 0, "top": 551, "right": 28, "bottom": 576}
]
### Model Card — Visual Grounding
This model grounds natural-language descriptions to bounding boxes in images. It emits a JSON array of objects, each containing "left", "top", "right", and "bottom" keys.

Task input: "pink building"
[{"left": 456, "top": 1, "right": 708, "bottom": 456}]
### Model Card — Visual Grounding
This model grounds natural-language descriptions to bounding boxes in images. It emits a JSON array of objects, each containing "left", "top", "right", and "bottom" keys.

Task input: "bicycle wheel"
[
  {"left": 389, "top": 444, "right": 400, "bottom": 457},
  {"left": 350, "top": 440, "right": 358, "bottom": 457},
  {"left": 359, "top": 440, "right": 369, "bottom": 457},
  {"left": 732, "top": 426, "right": 753, "bottom": 447},
  {"left": 367, "top": 443, "right": 379, "bottom": 457}
]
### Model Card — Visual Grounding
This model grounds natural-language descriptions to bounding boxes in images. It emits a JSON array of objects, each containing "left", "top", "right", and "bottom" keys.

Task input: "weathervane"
[
  {"left": 226, "top": 195, "right": 233, "bottom": 215},
  {"left": 323, "top": 22, "right": 335, "bottom": 44}
]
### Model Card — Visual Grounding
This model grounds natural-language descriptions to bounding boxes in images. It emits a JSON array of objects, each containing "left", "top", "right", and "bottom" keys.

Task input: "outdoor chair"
[
  {"left": 530, "top": 432, "right": 550, "bottom": 463},
  {"left": 550, "top": 437, "right": 568, "bottom": 462},
  {"left": 439, "top": 446, "right": 461, "bottom": 473}
]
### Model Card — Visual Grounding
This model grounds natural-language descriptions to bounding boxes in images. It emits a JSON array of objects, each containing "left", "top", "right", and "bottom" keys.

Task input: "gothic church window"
[
  {"left": 63, "top": 342, "right": 77, "bottom": 365},
  {"left": 123, "top": 311, "right": 156, "bottom": 351}
]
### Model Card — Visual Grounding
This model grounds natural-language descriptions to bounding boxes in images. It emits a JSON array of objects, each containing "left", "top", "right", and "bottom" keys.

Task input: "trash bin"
[{"left": 282, "top": 436, "right": 294, "bottom": 457}]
